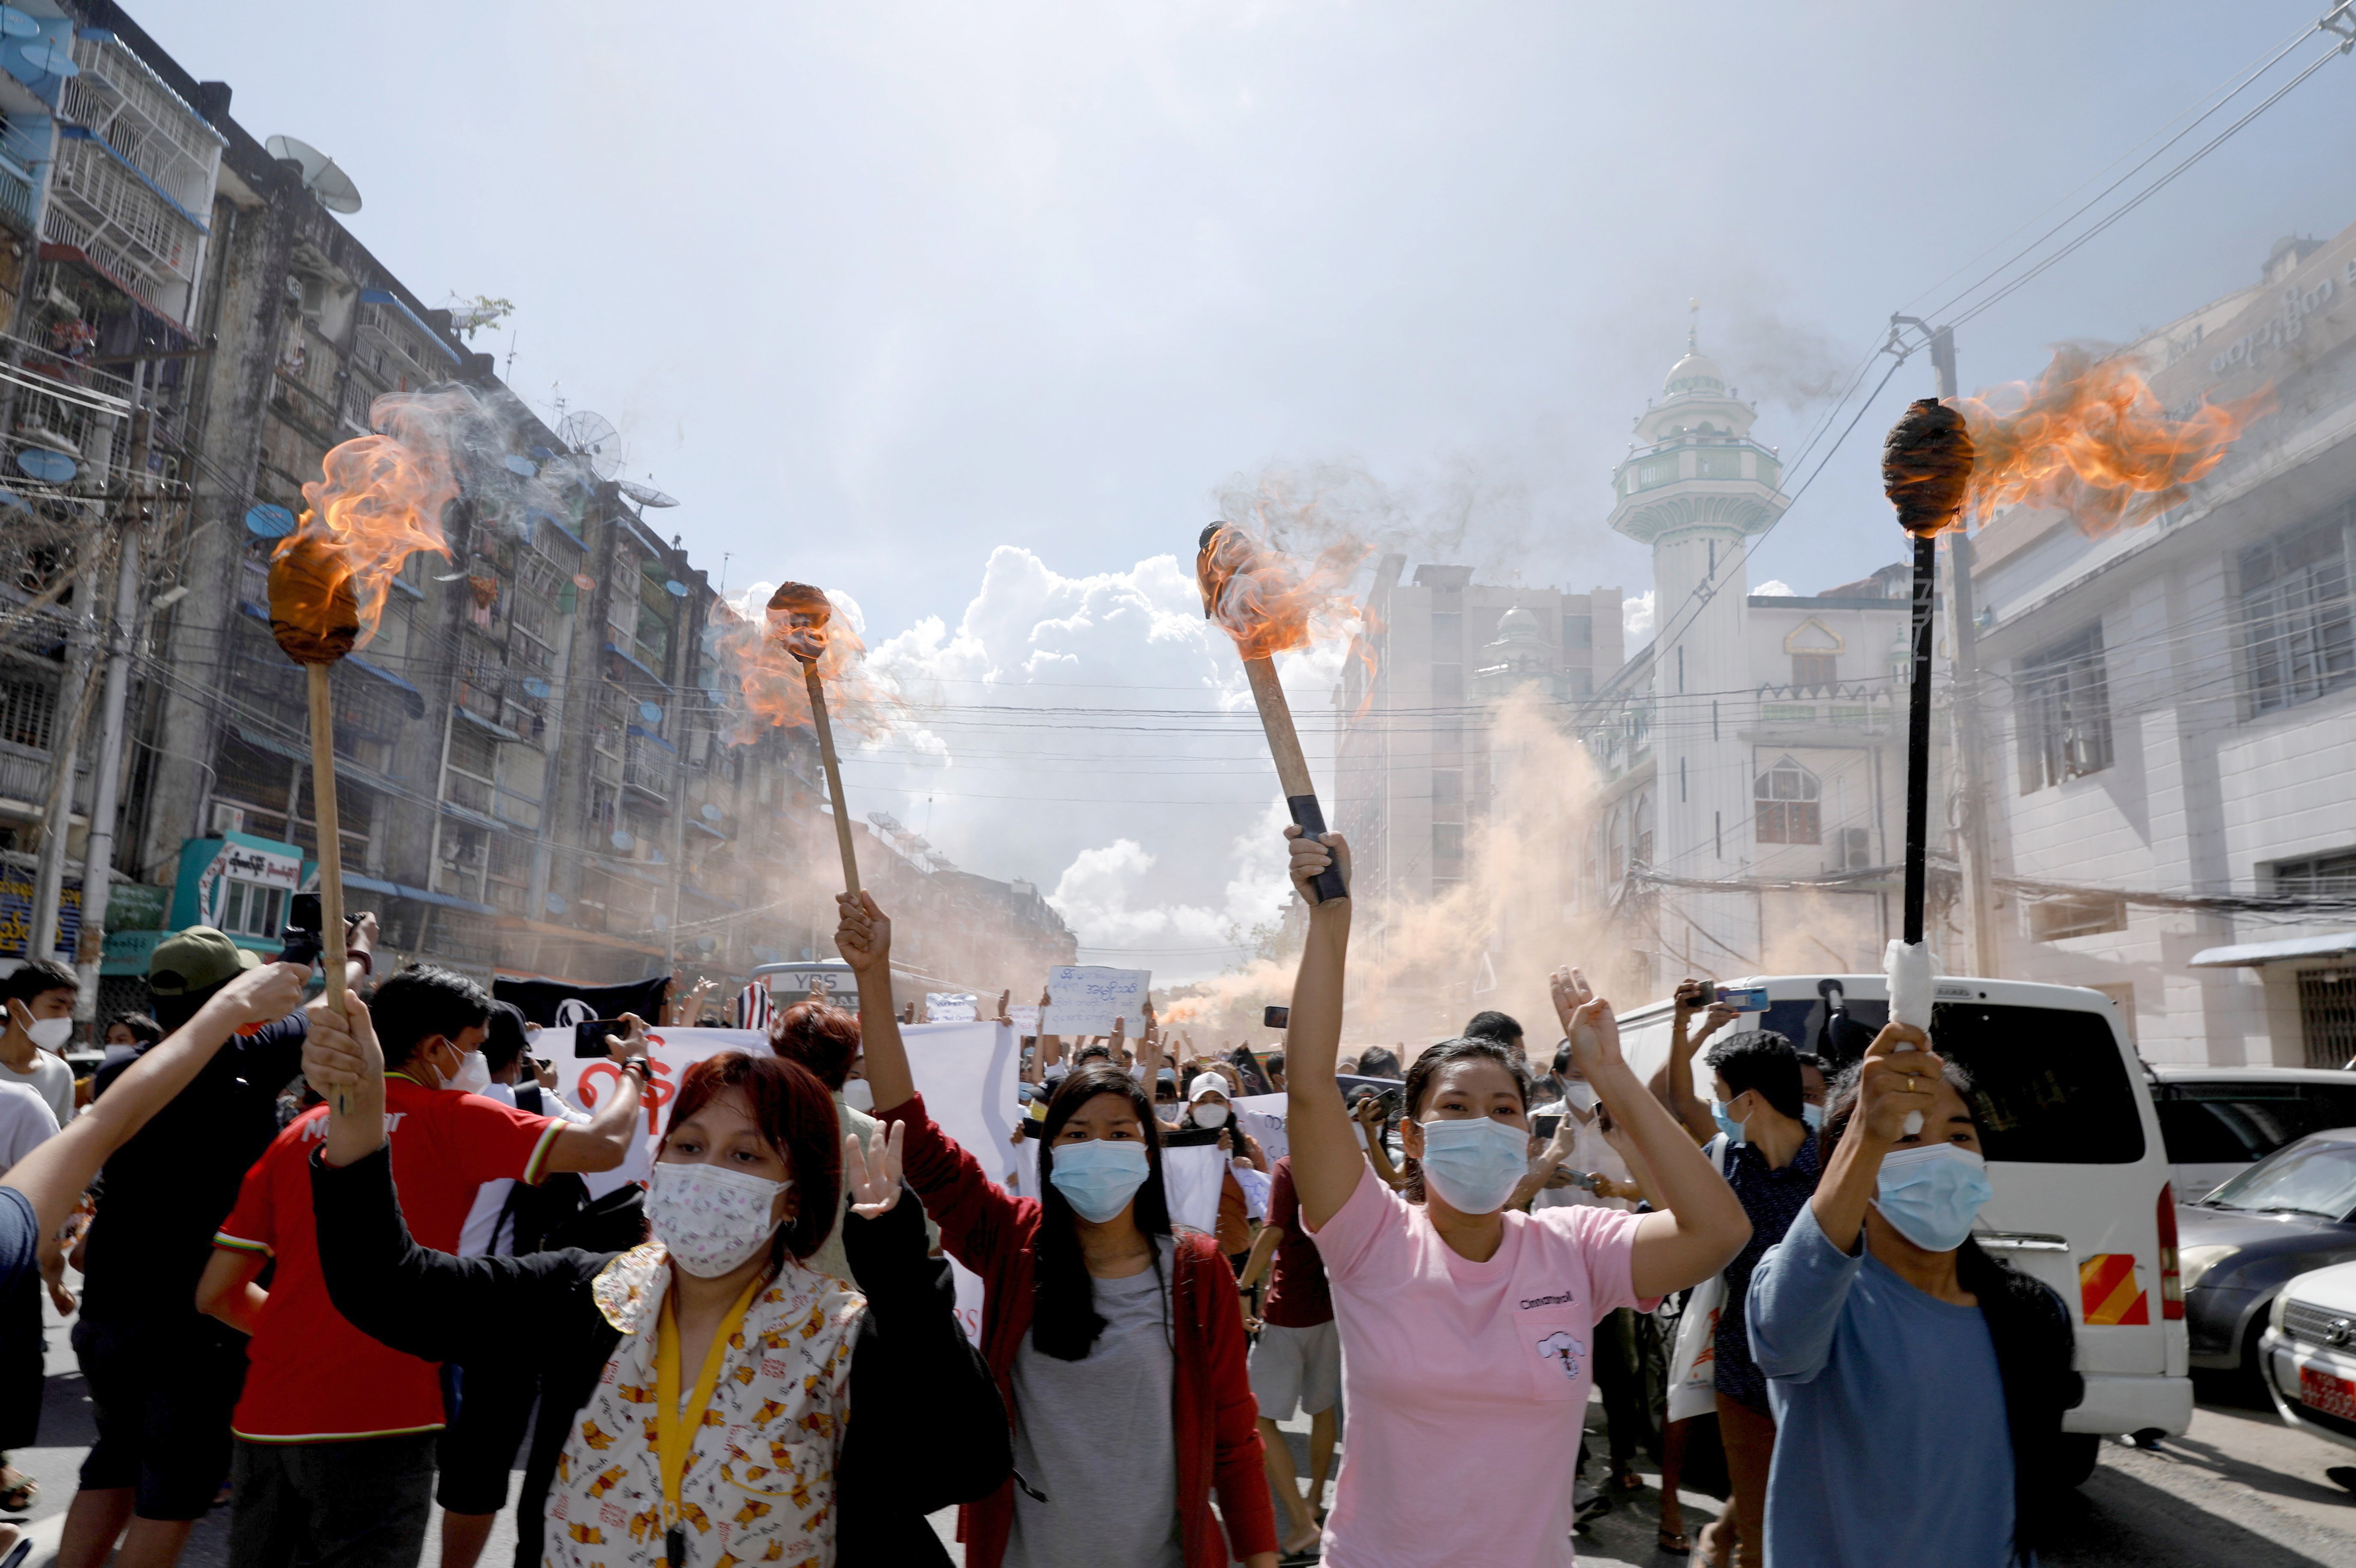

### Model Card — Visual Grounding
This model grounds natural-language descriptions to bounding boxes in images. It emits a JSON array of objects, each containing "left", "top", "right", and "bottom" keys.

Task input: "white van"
[{"left": 1615, "top": 971, "right": 2192, "bottom": 1469}]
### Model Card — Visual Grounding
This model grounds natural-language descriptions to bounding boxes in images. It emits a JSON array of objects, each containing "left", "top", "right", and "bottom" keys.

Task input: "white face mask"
[
  {"left": 648, "top": 1162, "right": 790, "bottom": 1278},
  {"left": 841, "top": 1078, "right": 874, "bottom": 1113},
  {"left": 1561, "top": 1080, "right": 1597, "bottom": 1113},
  {"left": 1192, "top": 1102, "right": 1230, "bottom": 1128},
  {"left": 443, "top": 1047, "right": 492, "bottom": 1096},
  {"left": 25, "top": 1015, "right": 73, "bottom": 1052}
]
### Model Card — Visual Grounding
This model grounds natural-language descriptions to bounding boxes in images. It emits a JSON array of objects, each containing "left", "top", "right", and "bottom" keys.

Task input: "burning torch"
[
  {"left": 1196, "top": 522, "right": 1352, "bottom": 904},
  {"left": 1878, "top": 347, "right": 2262, "bottom": 1110},
  {"left": 767, "top": 582, "right": 862, "bottom": 898},
  {"left": 269, "top": 393, "right": 463, "bottom": 1108}
]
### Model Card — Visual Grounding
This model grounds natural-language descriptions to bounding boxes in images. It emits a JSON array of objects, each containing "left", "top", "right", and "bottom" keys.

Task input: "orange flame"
[
  {"left": 1954, "top": 347, "right": 2270, "bottom": 536},
  {"left": 1195, "top": 521, "right": 1370, "bottom": 663},
  {"left": 269, "top": 389, "right": 466, "bottom": 662},
  {"left": 712, "top": 582, "right": 897, "bottom": 744}
]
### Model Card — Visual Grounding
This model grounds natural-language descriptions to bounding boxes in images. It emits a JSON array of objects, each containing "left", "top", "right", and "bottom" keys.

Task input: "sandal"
[
  {"left": 0, "top": 1467, "right": 33, "bottom": 1514},
  {"left": 1609, "top": 1466, "right": 1646, "bottom": 1494},
  {"left": 1657, "top": 1527, "right": 1692, "bottom": 1556}
]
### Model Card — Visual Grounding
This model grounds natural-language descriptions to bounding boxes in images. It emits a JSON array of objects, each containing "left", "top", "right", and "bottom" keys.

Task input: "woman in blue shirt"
[{"left": 1747, "top": 1021, "right": 2081, "bottom": 1567}]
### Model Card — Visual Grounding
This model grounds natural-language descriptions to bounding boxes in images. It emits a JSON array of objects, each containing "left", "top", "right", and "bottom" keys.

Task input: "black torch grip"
[{"left": 1287, "top": 794, "right": 1349, "bottom": 904}]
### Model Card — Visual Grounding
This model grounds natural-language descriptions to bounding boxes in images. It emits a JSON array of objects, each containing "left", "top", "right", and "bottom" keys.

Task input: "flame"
[
  {"left": 268, "top": 389, "right": 466, "bottom": 663},
  {"left": 1954, "top": 347, "right": 2270, "bottom": 536},
  {"left": 712, "top": 581, "right": 897, "bottom": 744},
  {"left": 1195, "top": 521, "right": 1370, "bottom": 663}
]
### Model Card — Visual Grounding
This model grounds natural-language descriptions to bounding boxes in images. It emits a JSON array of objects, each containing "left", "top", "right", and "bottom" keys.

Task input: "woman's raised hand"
[
  {"left": 1855, "top": 1022, "right": 1940, "bottom": 1145},
  {"left": 1283, "top": 824, "right": 1351, "bottom": 905},
  {"left": 1550, "top": 967, "right": 1624, "bottom": 1078},
  {"left": 834, "top": 890, "right": 891, "bottom": 974},
  {"left": 843, "top": 1120, "right": 906, "bottom": 1218}
]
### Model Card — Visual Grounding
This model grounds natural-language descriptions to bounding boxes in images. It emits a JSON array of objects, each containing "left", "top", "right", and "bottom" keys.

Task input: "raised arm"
[
  {"left": 1660, "top": 980, "right": 1724, "bottom": 1144},
  {"left": 1552, "top": 968, "right": 1749, "bottom": 1299},
  {"left": 1280, "top": 827, "right": 1361, "bottom": 1229},
  {"left": 1809, "top": 1021, "right": 1937, "bottom": 1254},
  {"left": 5, "top": 961, "right": 306, "bottom": 1244},
  {"left": 538, "top": 1015, "right": 649, "bottom": 1174},
  {"left": 837, "top": 892, "right": 913, "bottom": 1113}
]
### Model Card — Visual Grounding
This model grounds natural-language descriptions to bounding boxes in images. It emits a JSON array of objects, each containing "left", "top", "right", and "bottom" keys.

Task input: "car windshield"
[{"left": 2203, "top": 1140, "right": 2356, "bottom": 1218}]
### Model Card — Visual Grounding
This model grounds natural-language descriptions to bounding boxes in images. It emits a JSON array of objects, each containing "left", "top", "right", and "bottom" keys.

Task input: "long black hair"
[
  {"left": 1822, "top": 1063, "right": 2083, "bottom": 1559},
  {"left": 1031, "top": 1063, "right": 1175, "bottom": 1361},
  {"left": 1397, "top": 1037, "right": 1533, "bottom": 1206}
]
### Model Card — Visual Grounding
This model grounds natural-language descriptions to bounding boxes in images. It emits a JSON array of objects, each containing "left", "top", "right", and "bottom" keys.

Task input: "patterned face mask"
[{"left": 647, "top": 1162, "right": 790, "bottom": 1277}]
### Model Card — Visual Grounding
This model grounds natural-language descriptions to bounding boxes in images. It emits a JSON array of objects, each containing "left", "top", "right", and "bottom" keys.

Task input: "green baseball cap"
[{"left": 148, "top": 926, "right": 264, "bottom": 997}]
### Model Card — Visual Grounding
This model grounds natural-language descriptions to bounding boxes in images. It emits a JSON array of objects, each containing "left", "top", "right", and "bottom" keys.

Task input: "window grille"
[
  {"left": 2018, "top": 624, "right": 2114, "bottom": 791},
  {"left": 2242, "top": 507, "right": 2356, "bottom": 716},
  {"left": 1754, "top": 755, "right": 1821, "bottom": 844}
]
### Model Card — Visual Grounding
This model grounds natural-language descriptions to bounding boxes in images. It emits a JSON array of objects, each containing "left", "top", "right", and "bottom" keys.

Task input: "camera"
[{"left": 1263, "top": 1005, "right": 1290, "bottom": 1030}]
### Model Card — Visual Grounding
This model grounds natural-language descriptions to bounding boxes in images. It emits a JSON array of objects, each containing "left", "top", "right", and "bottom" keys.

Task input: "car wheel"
[{"left": 2056, "top": 1432, "right": 2100, "bottom": 1489}]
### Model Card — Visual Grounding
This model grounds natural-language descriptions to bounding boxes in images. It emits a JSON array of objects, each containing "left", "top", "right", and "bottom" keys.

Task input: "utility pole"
[
  {"left": 74, "top": 390, "right": 154, "bottom": 1016},
  {"left": 29, "top": 394, "right": 121, "bottom": 965},
  {"left": 1923, "top": 326, "right": 2003, "bottom": 978}
]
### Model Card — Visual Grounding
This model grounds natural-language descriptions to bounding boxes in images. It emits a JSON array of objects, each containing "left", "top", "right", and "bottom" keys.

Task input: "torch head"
[
  {"left": 266, "top": 535, "right": 361, "bottom": 666},
  {"left": 1881, "top": 397, "right": 1976, "bottom": 538},
  {"left": 1195, "top": 521, "right": 1248, "bottom": 621},
  {"left": 766, "top": 581, "right": 832, "bottom": 664}
]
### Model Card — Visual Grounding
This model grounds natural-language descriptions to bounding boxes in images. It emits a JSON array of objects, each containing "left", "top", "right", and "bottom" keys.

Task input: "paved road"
[{"left": 20, "top": 1281, "right": 2356, "bottom": 1567}]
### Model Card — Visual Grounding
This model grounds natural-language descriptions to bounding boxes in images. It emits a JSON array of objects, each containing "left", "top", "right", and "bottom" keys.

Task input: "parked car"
[
  {"left": 1617, "top": 971, "right": 2190, "bottom": 1479},
  {"left": 2149, "top": 1064, "right": 2356, "bottom": 1201},
  {"left": 2177, "top": 1130, "right": 2356, "bottom": 1378},
  {"left": 2256, "top": 1257, "right": 2356, "bottom": 1451}
]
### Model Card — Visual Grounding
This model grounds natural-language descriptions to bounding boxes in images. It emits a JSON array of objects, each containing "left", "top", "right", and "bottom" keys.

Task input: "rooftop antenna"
[
  {"left": 721, "top": 551, "right": 732, "bottom": 592},
  {"left": 265, "top": 135, "right": 362, "bottom": 213},
  {"left": 504, "top": 325, "right": 518, "bottom": 382},
  {"left": 558, "top": 410, "right": 620, "bottom": 481}
]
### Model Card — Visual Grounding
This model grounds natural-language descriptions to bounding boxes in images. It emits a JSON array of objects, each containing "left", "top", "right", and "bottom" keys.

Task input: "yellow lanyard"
[{"left": 653, "top": 1276, "right": 763, "bottom": 1552}]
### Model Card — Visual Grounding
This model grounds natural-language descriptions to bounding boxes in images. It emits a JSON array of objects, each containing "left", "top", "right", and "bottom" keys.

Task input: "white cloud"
[
  {"left": 839, "top": 546, "right": 1325, "bottom": 980},
  {"left": 1754, "top": 579, "right": 1794, "bottom": 597},
  {"left": 1622, "top": 589, "right": 1655, "bottom": 643}
]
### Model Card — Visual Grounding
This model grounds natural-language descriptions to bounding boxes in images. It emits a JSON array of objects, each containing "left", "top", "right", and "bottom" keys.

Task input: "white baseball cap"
[{"left": 1187, "top": 1071, "right": 1229, "bottom": 1102}]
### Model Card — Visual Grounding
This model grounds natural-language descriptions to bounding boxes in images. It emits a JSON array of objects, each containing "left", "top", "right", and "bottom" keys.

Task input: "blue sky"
[{"left": 134, "top": 0, "right": 2356, "bottom": 974}]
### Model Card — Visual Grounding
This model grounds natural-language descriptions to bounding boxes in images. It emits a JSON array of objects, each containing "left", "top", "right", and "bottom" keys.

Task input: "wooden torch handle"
[
  {"left": 803, "top": 661, "right": 862, "bottom": 899},
  {"left": 306, "top": 664, "right": 350, "bottom": 1115},
  {"left": 1243, "top": 656, "right": 1347, "bottom": 903}
]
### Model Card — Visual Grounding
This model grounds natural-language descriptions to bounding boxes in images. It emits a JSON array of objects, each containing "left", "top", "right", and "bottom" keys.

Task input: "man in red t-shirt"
[
  {"left": 1235, "top": 1153, "right": 1339, "bottom": 1558},
  {"left": 197, "top": 967, "right": 648, "bottom": 1568}
]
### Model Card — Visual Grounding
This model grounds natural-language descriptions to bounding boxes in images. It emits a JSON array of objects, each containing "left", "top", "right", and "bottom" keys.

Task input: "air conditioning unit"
[
  {"left": 210, "top": 803, "right": 245, "bottom": 836},
  {"left": 1843, "top": 827, "right": 1872, "bottom": 869}
]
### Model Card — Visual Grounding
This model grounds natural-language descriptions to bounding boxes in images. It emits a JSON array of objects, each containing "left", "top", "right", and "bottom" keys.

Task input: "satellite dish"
[
  {"left": 0, "top": 9, "right": 40, "bottom": 40},
  {"left": 610, "top": 829, "right": 634, "bottom": 852},
  {"left": 544, "top": 892, "right": 567, "bottom": 916},
  {"left": 10, "top": 37, "right": 75, "bottom": 79},
  {"left": 17, "top": 448, "right": 75, "bottom": 483},
  {"left": 662, "top": 579, "right": 688, "bottom": 597},
  {"left": 637, "top": 701, "right": 662, "bottom": 722},
  {"left": 616, "top": 479, "right": 678, "bottom": 509},
  {"left": 700, "top": 803, "right": 722, "bottom": 822},
  {"left": 571, "top": 573, "right": 597, "bottom": 592},
  {"left": 264, "top": 135, "right": 362, "bottom": 214},
  {"left": 522, "top": 677, "right": 550, "bottom": 698},
  {"left": 503, "top": 454, "right": 536, "bottom": 478},
  {"left": 0, "top": 488, "right": 27, "bottom": 512},
  {"left": 244, "top": 504, "right": 296, "bottom": 539},
  {"left": 558, "top": 411, "right": 620, "bottom": 480}
]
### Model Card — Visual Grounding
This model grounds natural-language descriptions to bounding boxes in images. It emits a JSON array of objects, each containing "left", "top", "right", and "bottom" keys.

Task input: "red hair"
[
  {"left": 770, "top": 1000, "right": 861, "bottom": 1090},
  {"left": 663, "top": 1052, "right": 842, "bottom": 1263}
]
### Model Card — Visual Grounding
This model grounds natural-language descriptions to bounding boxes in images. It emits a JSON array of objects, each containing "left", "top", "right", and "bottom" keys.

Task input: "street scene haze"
[{"left": 8, "top": 4, "right": 2356, "bottom": 1568}]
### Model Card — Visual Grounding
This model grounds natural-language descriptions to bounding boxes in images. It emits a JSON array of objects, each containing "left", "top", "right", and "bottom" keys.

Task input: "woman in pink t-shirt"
[{"left": 1279, "top": 827, "right": 1751, "bottom": 1568}]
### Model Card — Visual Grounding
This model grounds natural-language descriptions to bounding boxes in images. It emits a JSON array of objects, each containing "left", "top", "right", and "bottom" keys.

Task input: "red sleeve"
[
  {"left": 214, "top": 1138, "right": 283, "bottom": 1256},
  {"left": 445, "top": 1094, "right": 565, "bottom": 1186},
  {"left": 877, "top": 1091, "right": 1037, "bottom": 1278},
  {"left": 1266, "top": 1157, "right": 1299, "bottom": 1235},
  {"left": 1192, "top": 1236, "right": 1278, "bottom": 1559}
]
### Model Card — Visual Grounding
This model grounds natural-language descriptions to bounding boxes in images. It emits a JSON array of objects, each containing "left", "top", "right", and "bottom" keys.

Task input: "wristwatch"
[{"left": 619, "top": 1057, "right": 652, "bottom": 1084}]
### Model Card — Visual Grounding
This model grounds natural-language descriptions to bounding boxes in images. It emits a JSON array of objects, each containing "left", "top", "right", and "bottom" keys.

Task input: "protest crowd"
[{"left": 0, "top": 821, "right": 2087, "bottom": 1568}]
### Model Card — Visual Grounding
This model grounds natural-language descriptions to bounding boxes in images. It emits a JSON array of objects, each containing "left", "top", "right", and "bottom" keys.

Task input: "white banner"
[
  {"left": 925, "top": 992, "right": 979, "bottom": 1023},
  {"left": 1160, "top": 1142, "right": 1226, "bottom": 1235},
  {"left": 1234, "top": 1091, "right": 1289, "bottom": 1165},
  {"left": 1008, "top": 1004, "right": 1040, "bottom": 1036},
  {"left": 559, "top": 1027, "right": 771, "bottom": 1186},
  {"left": 1043, "top": 965, "right": 1151, "bottom": 1034}
]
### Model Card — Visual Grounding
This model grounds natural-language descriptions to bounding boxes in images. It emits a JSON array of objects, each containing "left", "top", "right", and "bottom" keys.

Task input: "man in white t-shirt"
[
  {"left": 0, "top": 959, "right": 79, "bottom": 1128},
  {"left": 0, "top": 1081, "right": 55, "bottom": 1174}
]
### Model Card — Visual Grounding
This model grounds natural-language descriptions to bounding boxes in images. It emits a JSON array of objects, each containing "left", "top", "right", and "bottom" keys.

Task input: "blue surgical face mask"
[
  {"left": 1802, "top": 1102, "right": 1825, "bottom": 1133},
  {"left": 1412, "top": 1115, "right": 1532, "bottom": 1214},
  {"left": 1709, "top": 1097, "right": 1746, "bottom": 1145},
  {"left": 1048, "top": 1138, "right": 1151, "bottom": 1223},
  {"left": 1872, "top": 1144, "right": 1994, "bottom": 1252}
]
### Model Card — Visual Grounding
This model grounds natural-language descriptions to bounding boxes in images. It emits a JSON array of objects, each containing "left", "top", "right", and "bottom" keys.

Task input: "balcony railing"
[{"left": 0, "top": 740, "right": 88, "bottom": 815}]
